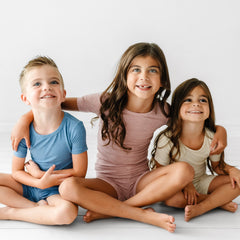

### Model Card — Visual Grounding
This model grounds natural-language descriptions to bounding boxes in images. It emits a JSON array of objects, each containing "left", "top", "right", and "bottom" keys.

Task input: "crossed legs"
[
  {"left": 185, "top": 175, "right": 240, "bottom": 221},
  {"left": 161, "top": 174, "right": 239, "bottom": 221},
  {"left": 0, "top": 173, "right": 78, "bottom": 225},
  {"left": 59, "top": 162, "right": 194, "bottom": 232}
]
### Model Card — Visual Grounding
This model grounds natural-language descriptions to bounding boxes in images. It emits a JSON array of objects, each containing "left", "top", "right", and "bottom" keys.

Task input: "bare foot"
[
  {"left": 145, "top": 211, "right": 176, "bottom": 233},
  {"left": 83, "top": 208, "right": 176, "bottom": 232},
  {"left": 83, "top": 210, "right": 110, "bottom": 223},
  {"left": 220, "top": 201, "right": 238, "bottom": 213},
  {"left": 83, "top": 207, "right": 155, "bottom": 223},
  {"left": 161, "top": 215, "right": 176, "bottom": 233},
  {"left": 184, "top": 205, "right": 201, "bottom": 222}
]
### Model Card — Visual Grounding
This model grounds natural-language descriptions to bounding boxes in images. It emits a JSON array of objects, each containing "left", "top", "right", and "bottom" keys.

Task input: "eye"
[
  {"left": 50, "top": 80, "right": 59, "bottom": 85},
  {"left": 149, "top": 68, "right": 159, "bottom": 73},
  {"left": 132, "top": 67, "right": 141, "bottom": 73},
  {"left": 200, "top": 98, "right": 208, "bottom": 103},
  {"left": 33, "top": 82, "right": 41, "bottom": 87},
  {"left": 183, "top": 98, "right": 191, "bottom": 102}
]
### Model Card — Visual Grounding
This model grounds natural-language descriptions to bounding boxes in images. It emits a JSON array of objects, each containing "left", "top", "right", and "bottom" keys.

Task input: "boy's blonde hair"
[{"left": 19, "top": 56, "right": 64, "bottom": 93}]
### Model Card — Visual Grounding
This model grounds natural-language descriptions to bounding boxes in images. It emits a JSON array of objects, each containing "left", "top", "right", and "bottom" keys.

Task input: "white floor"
[{"left": 0, "top": 121, "right": 240, "bottom": 240}]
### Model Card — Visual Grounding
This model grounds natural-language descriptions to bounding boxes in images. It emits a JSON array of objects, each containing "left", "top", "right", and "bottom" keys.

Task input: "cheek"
[
  {"left": 179, "top": 107, "right": 185, "bottom": 119},
  {"left": 153, "top": 77, "right": 162, "bottom": 90},
  {"left": 206, "top": 108, "right": 210, "bottom": 118},
  {"left": 126, "top": 76, "right": 134, "bottom": 89}
]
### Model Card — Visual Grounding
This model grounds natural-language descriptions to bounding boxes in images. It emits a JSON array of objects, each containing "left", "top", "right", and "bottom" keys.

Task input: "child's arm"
[
  {"left": 61, "top": 98, "right": 78, "bottom": 111},
  {"left": 26, "top": 152, "right": 88, "bottom": 178},
  {"left": 210, "top": 125, "right": 227, "bottom": 155},
  {"left": 211, "top": 161, "right": 240, "bottom": 189},
  {"left": 12, "top": 156, "right": 70, "bottom": 189},
  {"left": 11, "top": 111, "right": 33, "bottom": 151},
  {"left": 54, "top": 151, "right": 88, "bottom": 177}
]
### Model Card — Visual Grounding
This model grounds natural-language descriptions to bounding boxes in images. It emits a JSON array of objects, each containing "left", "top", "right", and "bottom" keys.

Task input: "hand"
[
  {"left": 210, "top": 126, "right": 227, "bottom": 155},
  {"left": 11, "top": 122, "right": 31, "bottom": 151},
  {"left": 38, "top": 165, "right": 71, "bottom": 189},
  {"left": 25, "top": 160, "right": 43, "bottom": 178},
  {"left": 228, "top": 167, "right": 240, "bottom": 189},
  {"left": 183, "top": 183, "right": 199, "bottom": 205}
]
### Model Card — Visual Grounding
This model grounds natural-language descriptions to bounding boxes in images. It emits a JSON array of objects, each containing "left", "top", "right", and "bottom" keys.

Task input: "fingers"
[
  {"left": 188, "top": 196, "right": 196, "bottom": 205},
  {"left": 210, "top": 142, "right": 224, "bottom": 155},
  {"left": 186, "top": 192, "right": 199, "bottom": 205},
  {"left": 231, "top": 179, "right": 236, "bottom": 189},
  {"left": 230, "top": 178, "right": 239, "bottom": 189},
  {"left": 210, "top": 139, "right": 217, "bottom": 153},
  {"left": 45, "top": 165, "right": 56, "bottom": 175},
  {"left": 184, "top": 191, "right": 188, "bottom": 200},
  {"left": 12, "top": 138, "right": 20, "bottom": 152},
  {"left": 11, "top": 137, "right": 31, "bottom": 151},
  {"left": 25, "top": 137, "right": 31, "bottom": 149}
]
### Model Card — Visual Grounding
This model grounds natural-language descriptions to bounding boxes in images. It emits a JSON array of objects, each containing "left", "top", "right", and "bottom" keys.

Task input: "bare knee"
[
  {"left": 173, "top": 162, "right": 194, "bottom": 185},
  {"left": 59, "top": 176, "right": 82, "bottom": 201},
  {"left": 53, "top": 202, "right": 78, "bottom": 225}
]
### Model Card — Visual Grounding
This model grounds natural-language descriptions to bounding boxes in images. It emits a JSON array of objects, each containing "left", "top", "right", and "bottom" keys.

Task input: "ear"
[
  {"left": 61, "top": 89, "right": 66, "bottom": 102},
  {"left": 21, "top": 93, "right": 31, "bottom": 105}
]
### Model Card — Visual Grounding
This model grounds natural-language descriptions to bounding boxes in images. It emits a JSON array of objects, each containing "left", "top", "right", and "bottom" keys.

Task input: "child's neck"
[
  {"left": 32, "top": 107, "right": 64, "bottom": 135},
  {"left": 180, "top": 122, "right": 205, "bottom": 150},
  {"left": 126, "top": 96, "right": 154, "bottom": 113}
]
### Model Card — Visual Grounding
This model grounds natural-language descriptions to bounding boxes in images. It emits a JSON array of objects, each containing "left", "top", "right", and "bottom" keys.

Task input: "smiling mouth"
[
  {"left": 136, "top": 85, "right": 151, "bottom": 89},
  {"left": 187, "top": 111, "right": 203, "bottom": 114},
  {"left": 40, "top": 95, "right": 56, "bottom": 99}
]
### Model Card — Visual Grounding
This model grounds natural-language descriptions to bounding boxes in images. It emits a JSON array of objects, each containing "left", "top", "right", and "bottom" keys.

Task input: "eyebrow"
[
  {"left": 129, "top": 65, "right": 160, "bottom": 69},
  {"left": 186, "top": 94, "right": 208, "bottom": 98},
  {"left": 31, "top": 77, "right": 60, "bottom": 81}
]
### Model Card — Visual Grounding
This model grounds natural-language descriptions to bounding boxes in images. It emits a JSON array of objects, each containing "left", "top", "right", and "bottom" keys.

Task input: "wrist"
[{"left": 37, "top": 179, "right": 45, "bottom": 189}]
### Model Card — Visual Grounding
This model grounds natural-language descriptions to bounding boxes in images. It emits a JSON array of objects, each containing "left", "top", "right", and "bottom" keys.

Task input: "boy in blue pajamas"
[{"left": 0, "top": 56, "right": 88, "bottom": 225}]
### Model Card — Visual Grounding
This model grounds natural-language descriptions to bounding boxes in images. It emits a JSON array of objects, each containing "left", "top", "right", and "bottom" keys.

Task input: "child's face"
[
  {"left": 180, "top": 86, "right": 210, "bottom": 123},
  {"left": 126, "top": 55, "right": 161, "bottom": 103},
  {"left": 21, "top": 65, "right": 66, "bottom": 110}
]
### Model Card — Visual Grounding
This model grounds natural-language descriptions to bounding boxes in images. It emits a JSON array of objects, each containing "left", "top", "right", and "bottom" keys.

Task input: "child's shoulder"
[
  {"left": 156, "top": 130, "right": 173, "bottom": 147},
  {"left": 63, "top": 112, "right": 84, "bottom": 127},
  {"left": 62, "top": 112, "right": 86, "bottom": 139}
]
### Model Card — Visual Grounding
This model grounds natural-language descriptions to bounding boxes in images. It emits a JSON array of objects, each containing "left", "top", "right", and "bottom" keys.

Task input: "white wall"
[{"left": 0, "top": 0, "right": 239, "bottom": 138}]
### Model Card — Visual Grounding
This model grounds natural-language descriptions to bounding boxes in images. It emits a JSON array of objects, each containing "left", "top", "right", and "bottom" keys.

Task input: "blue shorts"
[{"left": 22, "top": 185, "right": 59, "bottom": 202}]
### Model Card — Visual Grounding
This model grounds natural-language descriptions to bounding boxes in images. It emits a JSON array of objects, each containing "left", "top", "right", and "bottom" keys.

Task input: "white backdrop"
[{"left": 0, "top": 0, "right": 239, "bottom": 137}]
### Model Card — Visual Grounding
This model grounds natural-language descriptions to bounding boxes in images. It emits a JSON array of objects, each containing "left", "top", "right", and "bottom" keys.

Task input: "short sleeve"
[
  {"left": 13, "top": 139, "right": 28, "bottom": 158},
  {"left": 77, "top": 93, "right": 101, "bottom": 115},
  {"left": 71, "top": 121, "right": 88, "bottom": 154},
  {"left": 154, "top": 134, "right": 172, "bottom": 166},
  {"left": 209, "top": 153, "right": 221, "bottom": 162}
]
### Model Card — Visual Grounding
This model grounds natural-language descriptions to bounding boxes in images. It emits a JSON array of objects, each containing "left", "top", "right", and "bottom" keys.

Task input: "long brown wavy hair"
[
  {"left": 151, "top": 78, "right": 226, "bottom": 173},
  {"left": 99, "top": 42, "right": 171, "bottom": 150}
]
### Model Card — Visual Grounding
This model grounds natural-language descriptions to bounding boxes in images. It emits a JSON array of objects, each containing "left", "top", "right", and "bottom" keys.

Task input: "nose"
[
  {"left": 43, "top": 83, "right": 52, "bottom": 91},
  {"left": 140, "top": 70, "right": 149, "bottom": 81},
  {"left": 192, "top": 102, "right": 200, "bottom": 107}
]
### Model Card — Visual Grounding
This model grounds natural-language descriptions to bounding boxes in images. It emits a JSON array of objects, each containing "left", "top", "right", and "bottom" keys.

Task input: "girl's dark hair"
[
  {"left": 151, "top": 78, "right": 226, "bottom": 174},
  {"left": 99, "top": 42, "right": 171, "bottom": 150}
]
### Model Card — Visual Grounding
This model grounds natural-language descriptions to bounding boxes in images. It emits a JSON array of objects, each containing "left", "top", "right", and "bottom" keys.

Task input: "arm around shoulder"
[
  {"left": 61, "top": 98, "right": 78, "bottom": 111},
  {"left": 11, "top": 111, "right": 33, "bottom": 151},
  {"left": 210, "top": 125, "right": 227, "bottom": 155}
]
